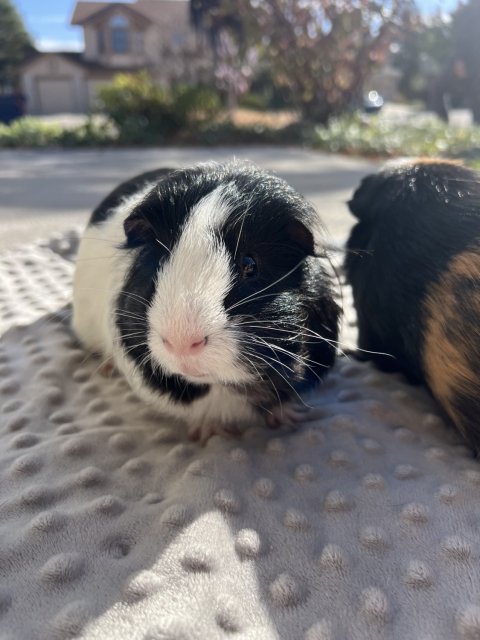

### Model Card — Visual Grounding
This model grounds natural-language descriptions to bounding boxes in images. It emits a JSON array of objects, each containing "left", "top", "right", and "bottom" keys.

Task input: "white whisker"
[{"left": 226, "top": 259, "right": 304, "bottom": 313}]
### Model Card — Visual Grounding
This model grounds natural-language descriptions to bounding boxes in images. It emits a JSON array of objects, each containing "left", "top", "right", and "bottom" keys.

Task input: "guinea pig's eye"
[{"left": 240, "top": 254, "right": 258, "bottom": 279}]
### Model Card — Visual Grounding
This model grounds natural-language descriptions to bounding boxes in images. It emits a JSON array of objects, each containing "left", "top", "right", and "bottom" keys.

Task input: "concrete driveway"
[{"left": 0, "top": 147, "right": 377, "bottom": 250}]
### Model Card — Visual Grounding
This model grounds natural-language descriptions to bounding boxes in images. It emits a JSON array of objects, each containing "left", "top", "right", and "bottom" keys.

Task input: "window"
[{"left": 110, "top": 15, "right": 129, "bottom": 53}]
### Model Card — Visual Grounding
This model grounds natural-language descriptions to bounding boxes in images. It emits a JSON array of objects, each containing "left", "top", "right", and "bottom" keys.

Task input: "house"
[{"left": 21, "top": 0, "right": 211, "bottom": 115}]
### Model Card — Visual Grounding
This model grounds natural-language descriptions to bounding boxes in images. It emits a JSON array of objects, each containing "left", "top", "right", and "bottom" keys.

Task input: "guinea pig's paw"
[
  {"left": 188, "top": 421, "right": 242, "bottom": 445},
  {"left": 266, "top": 403, "right": 311, "bottom": 430}
]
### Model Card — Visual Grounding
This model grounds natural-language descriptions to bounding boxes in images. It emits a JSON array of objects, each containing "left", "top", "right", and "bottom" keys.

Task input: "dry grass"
[{"left": 230, "top": 109, "right": 298, "bottom": 129}]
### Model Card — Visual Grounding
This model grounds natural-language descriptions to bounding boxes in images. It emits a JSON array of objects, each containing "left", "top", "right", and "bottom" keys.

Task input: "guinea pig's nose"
[{"left": 162, "top": 335, "right": 208, "bottom": 356}]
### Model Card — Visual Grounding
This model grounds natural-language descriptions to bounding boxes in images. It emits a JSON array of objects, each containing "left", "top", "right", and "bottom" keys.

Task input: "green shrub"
[
  {"left": 0, "top": 116, "right": 117, "bottom": 148},
  {"left": 174, "top": 85, "right": 222, "bottom": 124},
  {"left": 58, "top": 119, "right": 117, "bottom": 146},
  {"left": 238, "top": 93, "right": 269, "bottom": 112},
  {"left": 248, "top": 68, "right": 293, "bottom": 111},
  {"left": 0, "top": 117, "right": 62, "bottom": 147},
  {"left": 3, "top": 105, "right": 480, "bottom": 163},
  {"left": 312, "top": 112, "right": 480, "bottom": 158},
  {"left": 96, "top": 72, "right": 176, "bottom": 143},
  {"left": 96, "top": 72, "right": 222, "bottom": 144},
  {"left": 195, "top": 120, "right": 278, "bottom": 145}
]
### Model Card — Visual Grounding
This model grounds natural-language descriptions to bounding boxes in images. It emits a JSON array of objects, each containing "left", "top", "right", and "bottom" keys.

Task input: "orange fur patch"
[
  {"left": 423, "top": 249, "right": 480, "bottom": 438},
  {"left": 413, "top": 157, "right": 464, "bottom": 167}
]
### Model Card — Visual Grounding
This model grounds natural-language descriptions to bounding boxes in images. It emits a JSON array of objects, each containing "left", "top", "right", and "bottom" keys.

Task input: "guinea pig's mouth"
[
  {"left": 183, "top": 374, "right": 211, "bottom": 385},
  {"left": 179, "top": 369, "right": 221, "bottom": 386},
  {"left": 175, "top": 365, "right": 243, "bottom": 386},
  {"left": 148, "top": 331, "right": 255, "bottom": 386},
  {"left": 179, "top": 365, "right": 208, "bottom": 379},
  {"left": 166, "top": 360, "right": 211, "bottom": 382}
]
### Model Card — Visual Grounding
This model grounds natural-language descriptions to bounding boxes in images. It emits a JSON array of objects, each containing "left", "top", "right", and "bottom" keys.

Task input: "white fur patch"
[
  {"left": 147, "top": 186, "right": 252, "bottom": 384},
  {"left": 74, "top": 176, "right": 260, "bottom": 437},
  {"left": 72, "top": 182, "right": 155, "bottom": 355}
]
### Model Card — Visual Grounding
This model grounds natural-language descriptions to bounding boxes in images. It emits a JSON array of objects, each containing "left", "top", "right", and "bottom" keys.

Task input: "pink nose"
[{"left": 162, "top": 335, "right": 207, "bottom": 356}]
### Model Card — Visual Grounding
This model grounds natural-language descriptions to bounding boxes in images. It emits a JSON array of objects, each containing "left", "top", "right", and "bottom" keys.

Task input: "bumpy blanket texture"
[{"left": 0, "top": 231, "right": 480, "bottom": 640}]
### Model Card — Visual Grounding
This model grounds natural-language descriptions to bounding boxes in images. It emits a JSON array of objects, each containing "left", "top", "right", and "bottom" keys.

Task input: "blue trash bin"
[{"left": 0, "top": 93, "right": 26, "bottom": 124}]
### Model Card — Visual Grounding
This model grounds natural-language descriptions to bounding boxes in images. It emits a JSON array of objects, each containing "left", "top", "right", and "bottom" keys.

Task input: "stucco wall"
[{"left": 83, "top": 25, "right": 98, "bottom": 61}]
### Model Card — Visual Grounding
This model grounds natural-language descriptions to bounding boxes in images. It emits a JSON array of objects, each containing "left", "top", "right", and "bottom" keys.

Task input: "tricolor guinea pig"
[
  {"left": 73, "top": 162, "right": 340, "bottom": 441},
  {"left": 345, "top": 159, "right": 480, "bottom": 452}
]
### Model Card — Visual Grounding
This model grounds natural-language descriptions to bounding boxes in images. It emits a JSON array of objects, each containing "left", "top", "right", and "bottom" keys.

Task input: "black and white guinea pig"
[
  {"left": 345, "top": 158, "right": 480, "bottom": 452},
  {"left": 73, "top": 162, "right": 340, "bottom": 441}
]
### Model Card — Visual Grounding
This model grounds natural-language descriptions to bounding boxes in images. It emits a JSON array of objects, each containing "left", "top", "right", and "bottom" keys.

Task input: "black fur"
[
  {"left": 91, "top": 163, "right": 339, "bottom": 409},
  {"left": 346, "top": 161, "right": 480, "bottom": 378},
  {"left": 345, "top": 160, "right": 480, "bottom": 450},
  {"left": 90, "top": 168, "right": 175, "bottom": 225}
]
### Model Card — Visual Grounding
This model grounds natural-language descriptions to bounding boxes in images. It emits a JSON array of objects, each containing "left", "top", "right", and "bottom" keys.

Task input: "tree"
[
  {"left": 190, "top": 0, "right": 246, "bottom": 54},
  {"left": 393, "top": 12, "right": 452, "bottom": 103},
  {"left": 451, "top": 0, "right": 480, "bottom": 123},
  {"left": 190, "top": 0, "right": 257, "bottom": 110},
  {"left": 0, "top": 0, "right": 33, "bottom": 92},
  {"left": 191, "top": 0, "right": 412, "bottom": 123}
]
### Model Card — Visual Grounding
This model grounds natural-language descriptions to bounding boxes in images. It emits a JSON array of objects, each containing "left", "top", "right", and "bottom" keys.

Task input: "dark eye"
[{"left": 240, "top": 254, "right": 258, "bottom": 279}]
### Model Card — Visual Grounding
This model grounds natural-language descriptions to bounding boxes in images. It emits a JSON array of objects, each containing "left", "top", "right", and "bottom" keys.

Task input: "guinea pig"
[
  {"left": 73, "top": 161, "right": 340, "bottom": 442},
  {"left": 345, "top": 158, "right": 480, "bottom": 452}
]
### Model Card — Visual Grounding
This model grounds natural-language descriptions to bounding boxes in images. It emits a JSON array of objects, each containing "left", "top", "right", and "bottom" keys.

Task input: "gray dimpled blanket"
[{"left": 1, "top": 232, "right": 480, "bottom": 640}]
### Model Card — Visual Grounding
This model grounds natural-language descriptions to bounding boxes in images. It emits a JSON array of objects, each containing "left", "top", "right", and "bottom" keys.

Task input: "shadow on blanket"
[{"left": 2, "top": 300, "right": 480, "bottom": 640}]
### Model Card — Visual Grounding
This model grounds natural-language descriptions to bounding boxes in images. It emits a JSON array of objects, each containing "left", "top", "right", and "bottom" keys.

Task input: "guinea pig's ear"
[
  {"left": 348, "top": 171, "right": 402, "bottom": 223},
  {"left": 123, "top": 211, "right": 155, "bottom": 247},
  {"left": 286, "top": 220, "right": 315, "bottom": 255}
]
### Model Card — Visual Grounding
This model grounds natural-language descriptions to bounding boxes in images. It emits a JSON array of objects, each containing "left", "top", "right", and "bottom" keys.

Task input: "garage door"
[{"left": 37, "top": 78, "right": 77, "bottom": 114}]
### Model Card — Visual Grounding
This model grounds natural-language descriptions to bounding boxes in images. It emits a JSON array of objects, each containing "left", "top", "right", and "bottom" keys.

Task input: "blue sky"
[{"left": 13, "top": 0, "right": 460, "bottom": 52}]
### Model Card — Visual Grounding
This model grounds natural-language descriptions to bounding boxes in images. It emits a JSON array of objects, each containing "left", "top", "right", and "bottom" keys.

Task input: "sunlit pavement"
[{"left": 0, "top": 147, "right": 377, "bottom": 250}]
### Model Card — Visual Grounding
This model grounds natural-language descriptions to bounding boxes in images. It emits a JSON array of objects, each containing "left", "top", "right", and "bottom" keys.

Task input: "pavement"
[{"left": 0, "top": 147, "right": 377, "bottom": 250}]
